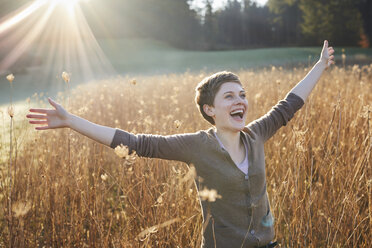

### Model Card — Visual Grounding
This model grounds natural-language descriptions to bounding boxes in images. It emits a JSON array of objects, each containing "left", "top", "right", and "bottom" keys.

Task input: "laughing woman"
[{"left": 27, "top": 41, "right": 334, "bottom": 248}]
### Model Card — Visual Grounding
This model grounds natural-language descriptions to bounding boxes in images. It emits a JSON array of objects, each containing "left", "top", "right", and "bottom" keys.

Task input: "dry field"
[{"left": 0, "top": 64, "right": 371, "bottom": 247}]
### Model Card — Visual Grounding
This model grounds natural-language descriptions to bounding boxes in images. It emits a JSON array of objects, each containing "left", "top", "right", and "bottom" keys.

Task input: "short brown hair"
[{"left": 195, "top": 71, "right": 241, "bottom": 125}]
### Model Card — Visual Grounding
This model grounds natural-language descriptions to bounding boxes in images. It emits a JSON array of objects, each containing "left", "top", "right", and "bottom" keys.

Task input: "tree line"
[
  {"left": 1, "top": 0, "right": 371, "bottom": 50},
  {"left": 84, "top": 0, "right": 371, "bottom": 49}
]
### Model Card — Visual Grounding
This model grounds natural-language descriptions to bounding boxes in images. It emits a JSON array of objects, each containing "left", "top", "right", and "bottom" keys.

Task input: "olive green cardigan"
[{"left": 110, "top": 93, "right": 304, "bottom": 247}]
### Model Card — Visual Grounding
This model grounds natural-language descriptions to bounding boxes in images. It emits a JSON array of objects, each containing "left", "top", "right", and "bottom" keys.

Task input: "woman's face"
[{"left": 205, "top": 82, "right": 248, "bottom": 132}]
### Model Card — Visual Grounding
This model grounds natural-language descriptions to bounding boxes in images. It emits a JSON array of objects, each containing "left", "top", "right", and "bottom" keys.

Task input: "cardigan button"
[{"left": 250, "top": 229, "right": 255, "bottom": 235}]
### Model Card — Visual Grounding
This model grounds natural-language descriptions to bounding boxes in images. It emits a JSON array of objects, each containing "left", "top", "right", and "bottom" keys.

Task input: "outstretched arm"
[
  {"left": 26, "top": 98, "right": 116, "bottom": 147},
  {"left": 289, "top": 40, "right": 335, "bottom": 101},
  {"left": 247, "top": 41, "right": 334, "bottom": 141},
  {"left": 27, "top": 98, "right": 197, "bottom": 162}
]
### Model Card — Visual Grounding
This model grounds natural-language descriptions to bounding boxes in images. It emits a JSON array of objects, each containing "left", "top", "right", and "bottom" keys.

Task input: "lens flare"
[
  {"left": 50, "top": 0, "right": 86, "bottom": 16},
  {"left": 0, "top": 0, "right": 114, "bottom": 84}
]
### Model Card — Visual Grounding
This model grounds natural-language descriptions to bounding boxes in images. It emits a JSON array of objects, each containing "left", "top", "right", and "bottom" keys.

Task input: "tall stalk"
[
  {"left": 6, "top": 73, "right": 15, "bottom": 248},
  {"left": 8, "top": 115, "right": 13, "bottom": 248},
  {"left": 62, "top": 72, "right": 71, "bottom": 169}
]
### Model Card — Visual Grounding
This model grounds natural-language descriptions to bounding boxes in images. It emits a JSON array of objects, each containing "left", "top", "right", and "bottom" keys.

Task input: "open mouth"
[{"left": 230, "top": 109, "right": 244, "bottom": 121}]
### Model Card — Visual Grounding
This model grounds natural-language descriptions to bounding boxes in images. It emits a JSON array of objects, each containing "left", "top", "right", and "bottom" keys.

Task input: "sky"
[{"left": 190, "top": 0, "right": 268, "bottom": 11}]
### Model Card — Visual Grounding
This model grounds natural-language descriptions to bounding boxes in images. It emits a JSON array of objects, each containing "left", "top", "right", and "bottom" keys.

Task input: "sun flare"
[
  {"left": 50, "top": 0, "right": 84, "bottom": 16},
  {"left": 51, "top": 0, "right": 82, "bottom": 7},
  {"left": 0, "top": 0, "right": 113, "bottom": 80}
]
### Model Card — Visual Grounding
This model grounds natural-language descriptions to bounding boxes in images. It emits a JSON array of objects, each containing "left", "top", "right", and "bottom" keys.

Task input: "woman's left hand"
[{"left": 320, "top": 40, "right": 335, "bottom": 69}]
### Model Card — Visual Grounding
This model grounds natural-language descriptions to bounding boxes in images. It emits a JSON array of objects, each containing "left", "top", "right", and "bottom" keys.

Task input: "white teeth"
[{"left": 230, "top": 109, "right": 243, "bottom": 115}]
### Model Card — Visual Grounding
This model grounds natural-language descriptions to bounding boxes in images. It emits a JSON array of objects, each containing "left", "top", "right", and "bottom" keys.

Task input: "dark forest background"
[{"left": 1, "top": 0, "right": 371, "bottom": 50}]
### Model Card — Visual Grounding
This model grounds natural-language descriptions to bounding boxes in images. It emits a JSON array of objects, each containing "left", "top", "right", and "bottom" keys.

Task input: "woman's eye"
[
  {"left": 240, "top": 94, "right": 246, "bottom": 99},
  {"left": 225, "top": 95, "right": 233, "bottom": 99}
]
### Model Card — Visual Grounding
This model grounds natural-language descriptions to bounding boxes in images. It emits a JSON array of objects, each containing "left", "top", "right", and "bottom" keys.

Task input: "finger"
[
  {"left": 26, "top": 114, "right": 47, "bottom": 119},
  {"left": 323, "top": 40, "right": 328, "bottom": 49},
  {"left": 35, "top": 126, "right": 51, "bottom": 130},
  {"left": 29, "top": 108, "right": 52, "bottom": 114},
  {"left": 329, "top": 55, "right": 334, "bottom": 60},
  {"left": 48, "top": 98, "right": 60, "bottom": 109},
  {"left": 29, "top": 120, "right": 48, "bottom": 125}
]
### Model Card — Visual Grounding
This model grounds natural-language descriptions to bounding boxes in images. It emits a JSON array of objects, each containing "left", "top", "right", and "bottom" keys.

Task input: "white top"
[{"left": 213, "top": 131, "right": 249, "bottom": 175}]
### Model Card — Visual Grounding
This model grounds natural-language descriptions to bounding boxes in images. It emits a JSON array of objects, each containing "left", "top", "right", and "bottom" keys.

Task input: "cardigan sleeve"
[
  {"left": 110, "top": 129, "right": 199, "bottom": 163},
  {"left": 247, "top": 93, "right": 304, "bottom": 142}
]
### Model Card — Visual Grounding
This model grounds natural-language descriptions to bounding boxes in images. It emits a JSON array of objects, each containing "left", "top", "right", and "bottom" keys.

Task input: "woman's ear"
[{"left": 203, "top": 104, "right": 215, "bottom": 117}]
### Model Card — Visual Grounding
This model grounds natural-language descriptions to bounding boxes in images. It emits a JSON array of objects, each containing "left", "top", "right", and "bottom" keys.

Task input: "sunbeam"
[
  {"left": 0, "top": 0, "right": 115, "bottom": 89},
  {"left": 0, "top": 3, "right": 55, "bottom": 72},
  {"left": 49, "top": 0, "right": 90, "bottom": 17},
  {"left": 0, "top": 0, "right": 47, "bottom": 35}
]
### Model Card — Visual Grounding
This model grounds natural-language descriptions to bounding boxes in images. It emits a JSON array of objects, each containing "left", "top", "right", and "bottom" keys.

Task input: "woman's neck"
[{"left": 215, "top": 128, "right": 242, "bottom": 151}]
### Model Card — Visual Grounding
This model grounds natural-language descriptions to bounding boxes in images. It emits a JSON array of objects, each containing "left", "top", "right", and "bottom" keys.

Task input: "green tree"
[
  {"left": 84, "top": 0, "right": 202, "bottom": 49},
  {"left": 216, "top": 0, "right": 243, "bottom": 47},
  {"left": 147, "top": 0, "right": 202, "bottom": 49},
  {"left": 203, "top": 0, "right": 218, "bottom": 49},
  {"left": 299, "top": 0, "right": 364, "bottom": 46},
  {"left": 358, "top": 0, "right": 372, "bottom": 47},
  {"left": 242, "top": 0, "right": 272, "bottom": 46},
  {"left": 267, "top": 0, "right": 302, "bottom": 45}
]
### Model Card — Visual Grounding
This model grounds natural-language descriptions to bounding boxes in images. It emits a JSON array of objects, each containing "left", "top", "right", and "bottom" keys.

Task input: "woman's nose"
[{"left": 234, "top": 96, "right": 245, "bottom": 104}]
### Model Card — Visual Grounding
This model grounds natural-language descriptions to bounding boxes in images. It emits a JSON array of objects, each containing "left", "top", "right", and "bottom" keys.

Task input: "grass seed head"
[
  {"left": 62, "top": 71, "right": 70, "bottom": 83},
  {"left": 115, "top": 144, "right": 129, "bottom": 158},
  {"left": 101, "top": 173, "right": 108, "bottom": 181},
  {"left": 6, "top": 73, "right": 14, "bottom": 83},
  {"left": 199, "top": 187, "right": 222, "bottom": 202},
  {"left": 7, "top": 106, "right": 14, "bottom": 117},
  {"left": 157, "top": 195, "right": 163, "bottom": 204},
  {"left": 174, "top": 120, "right": 181, "bottom": 128},
  {"left": 12, "top": 201, "right": 31, "bottom": 218}
]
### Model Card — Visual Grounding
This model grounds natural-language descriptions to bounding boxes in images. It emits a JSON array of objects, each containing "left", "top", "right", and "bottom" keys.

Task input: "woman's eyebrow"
[
  {"left": 223, "top": 90, "right": 245, "bottom": 95},
  {"left": 223, "top": 91, "right": 234, "bottom": 95}
]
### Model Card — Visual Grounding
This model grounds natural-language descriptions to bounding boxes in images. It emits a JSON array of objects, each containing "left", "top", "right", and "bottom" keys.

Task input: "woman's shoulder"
[
  {"left": 242, "top": 125, "right": 260, "bottom": 141},
  {"left": 178, "top": 128, "right": 214, "bottom": 142},
  {"left": 159, "top": 129, "right": 211, "bottom": 144},
  {"left": 174, "top": 128, "right": 219, "bottom": 147}
]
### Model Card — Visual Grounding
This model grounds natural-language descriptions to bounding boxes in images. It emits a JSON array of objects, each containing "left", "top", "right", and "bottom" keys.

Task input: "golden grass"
[{"left": 0, "top": 65, "right": 371, "bottom": 247}]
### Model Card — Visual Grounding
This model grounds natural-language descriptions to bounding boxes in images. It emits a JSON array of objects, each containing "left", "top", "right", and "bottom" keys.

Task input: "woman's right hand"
[{"left": 26, "top": 98, "right": 71, "bottom": 130}]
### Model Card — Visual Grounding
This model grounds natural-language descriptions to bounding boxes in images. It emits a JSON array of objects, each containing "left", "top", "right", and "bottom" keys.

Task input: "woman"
[{"left": 27, "top": 41, "right": 334, "bottom": 248}]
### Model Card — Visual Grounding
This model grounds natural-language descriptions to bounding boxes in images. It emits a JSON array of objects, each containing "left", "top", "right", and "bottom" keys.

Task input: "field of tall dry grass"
[{"left": 0, "top": 64, "right": 371, "bottom": 247}]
